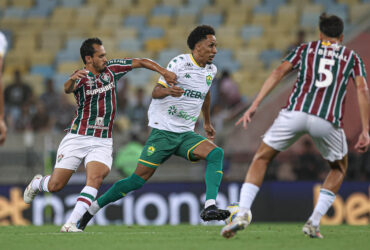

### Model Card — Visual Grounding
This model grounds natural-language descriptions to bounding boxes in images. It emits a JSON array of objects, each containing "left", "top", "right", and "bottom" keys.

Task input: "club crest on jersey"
[
  {"left": 147, "top": 146, "right": 155, "bottom": 156},
  {"left": 57, "top": 154, "right": 64, "bottom": 163},
  {"left": 206, "top": 75, "right": 212, "bottom": 86},
  {"left": 101, "top": 73, "right": 111, "bottom": 82}
]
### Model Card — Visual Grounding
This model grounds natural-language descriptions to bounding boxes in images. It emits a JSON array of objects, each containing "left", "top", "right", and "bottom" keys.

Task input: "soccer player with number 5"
[{"left": 221, "top": 13, "right": 369, "bottom": 239}]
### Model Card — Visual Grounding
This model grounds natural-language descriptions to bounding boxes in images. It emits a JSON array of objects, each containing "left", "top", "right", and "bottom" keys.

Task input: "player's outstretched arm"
[
  {"left": 64, "top": 69, "right": 88, "bottom": 93},
  {"left": 0, "top": 55, "right": 6, "bottom": 145},
  {"left": 235, "top": 61, "right": 293, "bottom": 129},
  {"left": 152, "top": 84, "right": 184, "bottom": 99},
  {"left": 132, "top": 58, "right": 177, "bottom": 86},
  {"left": 354, "top": 76, "right": 370, "bottom": 153},
  {"left": 201, "top": 91, "right": 215, "bottom": 141}
]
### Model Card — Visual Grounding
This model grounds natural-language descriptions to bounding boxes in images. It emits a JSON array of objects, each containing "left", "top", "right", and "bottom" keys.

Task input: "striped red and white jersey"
[
  {"left": 284, "top": 40, "right": 367, "bottom": 127},
  {"left": 68, "top": 58, "right": 132, "bottom": 138}
]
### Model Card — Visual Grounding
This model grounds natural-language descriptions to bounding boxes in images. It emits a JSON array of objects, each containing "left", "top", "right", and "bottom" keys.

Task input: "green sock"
[
  {"left": 97, "top": 174, "right": 146, "bottom": 208},
  {"left": 204, "top": 147, "right": 224, "bottom": 201}
]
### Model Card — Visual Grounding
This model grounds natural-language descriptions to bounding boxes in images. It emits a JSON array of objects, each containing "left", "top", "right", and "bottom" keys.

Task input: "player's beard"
[{"left": 94, "top": 61, "right": 106, "bottom": 73}]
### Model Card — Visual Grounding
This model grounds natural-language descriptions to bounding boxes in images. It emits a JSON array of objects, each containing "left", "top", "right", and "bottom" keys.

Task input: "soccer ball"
[{"left": 224, "top": 202, "right": 252, "bottom": 225}]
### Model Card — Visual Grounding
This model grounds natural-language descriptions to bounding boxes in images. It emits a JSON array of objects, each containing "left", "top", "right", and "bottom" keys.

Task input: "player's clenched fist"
[
  {"left": 70, "top": 69, "right": 88, "bottom": 81},
  {"left": 65, "top": 69, "right": 88, "bottom": 93},
  {"left": 163, "top": 70, "right": 177, "bottom": 86}
]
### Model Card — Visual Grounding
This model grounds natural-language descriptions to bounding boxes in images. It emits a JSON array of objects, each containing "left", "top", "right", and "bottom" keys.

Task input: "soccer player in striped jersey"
[
  {"left": 77, "top": 25, "right": 230, "bottom": 230},
  {"left": 23, "top": 38, "right": 177, "bottom": 232},
  {"left": 221, "top": 13, "right": 369, "bottom": 239},
  {"left": 0, "top": 31, "right": 8, "bottom": 145}
]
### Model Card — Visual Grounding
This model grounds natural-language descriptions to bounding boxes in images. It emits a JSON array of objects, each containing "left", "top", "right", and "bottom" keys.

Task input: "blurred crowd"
[{"left": 4, "top": 70, "right": 75, "bottom": 133}]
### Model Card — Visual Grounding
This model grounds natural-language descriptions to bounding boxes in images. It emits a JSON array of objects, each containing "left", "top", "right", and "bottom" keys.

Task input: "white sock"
[
  {"left": 33, "top": 175, "right": 50, "bottom": 192},
  {"left": 238, "top": 182, "right": 259, "bottom": 216},
  {"left": 205, "top": 199, "right": 216, "bottom": 208},
  {"left": 88, "top": 200, "right": 101, "bottom": 215},
  {"left": 66, "top": 186, "right": 98, "bottom": 224},
  {"left": 309, "top": 188, "right": 336, "bottom": 227}
]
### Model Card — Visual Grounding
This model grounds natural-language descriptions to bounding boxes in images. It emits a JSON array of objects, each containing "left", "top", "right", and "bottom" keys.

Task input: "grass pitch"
[{"left": 1, "top": 223, "right": 369, "bottom": 250}]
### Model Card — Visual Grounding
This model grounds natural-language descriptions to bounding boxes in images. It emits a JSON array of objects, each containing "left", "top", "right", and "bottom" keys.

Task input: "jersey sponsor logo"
[
  {"left": 167, "top": 105, "right": 197, "bottom": 122},
  {"left": 85, "top": 78, "right": 95, "bottom": 87},
  {"left": 147, "top": 145, "right": 156, "bottom": 156},
  {"left": 95, "top": 117, "right": 104, "bottom": 126},
  {"left": 168, "top": 105, "right": 177, "bottom": 115},
  {"left": 87, "top": 117, "right": 108, "bottom": 130},
  {"left": 109, "top": 59, "right": 128, "bottom": 65},
  {"left": 184, "top": 73, "right": 191, "bottom": 78},
  {"left": 206, "top": 75, "right": 212, "bottom": 86},
  {"left": 184, "top": 62, "right": 193, "bottom": 69},
  {"left": 87, "top": 124, "right": 109, "bottom": 130},
  {"left": 86, "top": 82, "right": 114, "bottom": 95},
  {"left": 183, "top": 89, "right": 206, "bottom": 100},
  {"left": 177, "top": 110, "right": 197, "bottom": 122}
]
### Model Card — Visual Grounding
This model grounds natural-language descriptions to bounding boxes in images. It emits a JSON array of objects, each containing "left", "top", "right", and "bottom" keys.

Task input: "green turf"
[{"left": 1, "top": 224, "right": 369, "bottom": 250}]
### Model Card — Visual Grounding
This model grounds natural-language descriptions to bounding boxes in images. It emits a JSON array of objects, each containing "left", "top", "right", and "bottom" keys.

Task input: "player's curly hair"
[
  {"left": 80, "top": 38, "right": 103, "bottom": 64},
  {"left": 187, "top": 25, "right": 215, "bottom": 50},
  {"left": 319, "top": 13, "right": 344, "bottom": 38}
]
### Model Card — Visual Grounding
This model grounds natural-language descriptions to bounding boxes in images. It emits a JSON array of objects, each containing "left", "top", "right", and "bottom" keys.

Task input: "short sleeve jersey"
[
  {"left": 0, "top": 32, "right": 8, "bottom": 58},
  {"left": 69, "top": 59, "right": 132, "bottom": 138},
  {"left": 284, "top": 40, "right": 367, "bottom": 127},
  {"left": 148, "top": 54, "right": 217, "bottom": 133}
]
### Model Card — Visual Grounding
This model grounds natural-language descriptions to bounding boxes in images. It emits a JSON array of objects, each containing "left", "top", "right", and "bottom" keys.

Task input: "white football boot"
[
  {"left": 302, "top": 220, "right": 323, "bottom": 238},
  {"left": 220, "top": 211, "right": 252, "bottom": 239},
  {"left": 60, "top": 223, "right": 83, "bottom": 233},
  {"left": 23, "top": 174, "right": 42, "bottom": 204}
]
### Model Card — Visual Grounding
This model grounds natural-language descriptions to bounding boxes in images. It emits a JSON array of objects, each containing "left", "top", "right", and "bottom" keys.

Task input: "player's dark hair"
[
  {"left": 187, "top": 25, "right": 215, "bottom": 50},
  {"left": 80, "top": 38, "right": 103, "bottom": 64},
  {"left": 319, "top": 13, "right": 344, "bottom": 38}
]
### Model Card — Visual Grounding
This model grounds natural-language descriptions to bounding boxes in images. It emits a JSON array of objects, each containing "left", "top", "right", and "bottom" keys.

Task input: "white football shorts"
[
  {"left": 54, "top": 133, "right": 113, "bottom": 171},
  {"left": 263, "top": 109, "right": 348, "bottom": 162}
]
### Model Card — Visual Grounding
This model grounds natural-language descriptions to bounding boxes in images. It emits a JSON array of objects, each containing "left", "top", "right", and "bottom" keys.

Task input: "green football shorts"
[{"left": 138, "top": 128, "right": 208, "bottom": 168}]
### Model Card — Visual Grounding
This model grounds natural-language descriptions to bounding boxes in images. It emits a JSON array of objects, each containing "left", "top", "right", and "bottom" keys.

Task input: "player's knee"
[{"left": 206, "top": 147, "right": 224, "bottom": 166}]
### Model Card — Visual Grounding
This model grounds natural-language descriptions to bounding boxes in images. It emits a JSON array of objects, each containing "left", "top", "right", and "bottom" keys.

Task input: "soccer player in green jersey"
[
  {"left": 23, "top": 38, "right": 177, "bottom": 232},
  {"left": 77, "top": 25, "right": 231, "bottom": 230},
  {"left": 221, "top": 13, "right": 369, "bottom": 239}
]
